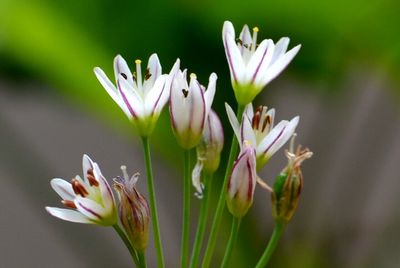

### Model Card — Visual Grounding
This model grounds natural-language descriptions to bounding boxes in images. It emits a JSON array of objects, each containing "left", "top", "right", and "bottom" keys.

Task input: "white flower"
[
  {"left": 94, "top": 54, "right": 179, "bottom": 136},
  {"left": 223, "top": 21, "right": 301, "bottom": 105},
  {"left": 192, "top": 109, "right": 224, "bottom": 197},
  {"left": 226, "top": 141, "right": 257, "bottom": 217},
  {"left": 46, "top": 155, "right": 117, "bottom": 226},
  {"left": 169, "top": 62, "right": 217, "bottom": 149},
  {"left": 226, "top": 103, "right": 299, "bottom": 168}
]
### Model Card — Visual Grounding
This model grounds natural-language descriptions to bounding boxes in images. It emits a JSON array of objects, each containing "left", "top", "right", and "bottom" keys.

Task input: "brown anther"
[
  {"left": 132, "top": 72, "right": 137, "bottom": 81},
  {"left": 182, "top": 89, "right": 189, "bottom": 98},
  {"left": 243, "top": 44, "right": 249, "bottom": 49},
  {"left": 252, "top": 109, "right": 261, "bottom": 129},
  {"left": 262, "top": 115, "right": 271, "bottom": 132},
  {"left": 120, "top": 73, "right": 128, "bottom": 79},
  {"left": 144, "top": 68, "right": 152, "bottom": 80},
  {"left": 62, "top": 200, "right": 77, "bottom": 209},
  {"left": 236, "top": 38, "right": 243, "bottom": 45},
  {"left": 87, "top": 174, "right": 99, "bottom": 187},
  {"left": 71, "top": 178, "right": 89, "bottom": 197}
]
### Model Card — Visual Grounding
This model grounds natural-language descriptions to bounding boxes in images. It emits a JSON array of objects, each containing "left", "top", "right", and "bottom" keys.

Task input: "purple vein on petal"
[{"left": 263, "top": 125, "right": 286, "bottom": 155}]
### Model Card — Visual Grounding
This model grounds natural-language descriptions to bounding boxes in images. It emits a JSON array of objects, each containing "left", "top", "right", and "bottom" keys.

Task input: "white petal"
[
  {"left": 243, "top": 103, "right": 254, "bottom": 120},
  {"left": 94, "top": 67, "right": 132, "bottom": 117},
  {"left": 170, "top": 72, "right": 190, "bottom": 132},
  {"left": 246, "top": 39, "right": 275, "bottom": 85},
  {"left": 241, "top": 116, "right": 256, "bottom": 148},
  {"left": 46, "top": 207, "right": 92, "bottom": 224},
  {"left": 204, "top": 73, "right": 217, "bottom": 118},
  {"left": 118, "top": 75, "right": 145, "bottom": 118},
  {"left": 270, "top": 37, "right": 289, "bottom": 64},
  {"left": 113, "top": 55, "right": 134, "bottom": 86},
  {"left": 192, "top": 161, "right": 204, "bottom": 198},
  {"left": 74, "top": 196, "right": 107, "bottom": 222},
  {"left": 144, "top": 75, "right": 168, "bottom": 116},
  {"left": 239, "top": 25, "right": 252, "bottom": 54},
  {"left": 82, "top": 154, "right": 95, "bottom": 184},
  {"left": 188, "top": 77, "right": 206, "bottom": 135},
  {"left": 93, "top": 163, "right": 115, "bottom": 211},
  {"left": 260, "top": 44, "right": 301, "bottom": 86},
  {"left": 225, "top": 103, "right": 241, "bottom": 144},
  {"left": 50, "top": 179, "right": 75, "bottom": 200},
  {"left": 223, "top": 22, "right": 246, "bottom": 83},
  {"left": 143, "top": 53, "right": 162, "bottom": 96}
]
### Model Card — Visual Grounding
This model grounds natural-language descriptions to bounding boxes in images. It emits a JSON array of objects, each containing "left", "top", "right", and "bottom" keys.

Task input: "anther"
[
  {"left": 262, "top": 115, "right": 271, "bottom": 132},
  {"left": 135, "top": 59, "right": 143, "bottom": 89},
  {"left": 251, "top": 27, "right": 259, "bottom": 53},
  {"left": 182, "top": 89, "right": 189, "bottom": 98},
  {"left": 121, "top": 73, "right": 128, "bottom": 79},
  {"left": 86, "top": 169, "right": 99, "bottom": 187},
  {"left": 144, "top": 68, "right": 152, "bottom": 80},
  {"left": 62, "top": 200, "right": 77, "bottom": 209},
  {"left": 190, "top": 73, "right": 197, "bottom": 79},
  {"left": 252, "top": 111, "right": 260, "bottom": 129},
  {"left": 71, "top": 178, "right": 89, "bottom": 197}
]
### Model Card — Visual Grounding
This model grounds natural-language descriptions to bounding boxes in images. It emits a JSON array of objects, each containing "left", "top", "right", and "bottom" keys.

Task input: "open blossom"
[
  {"left": 46, "top": 155, "right": 117, "bottom": 226},
  {"left": 226, "top": 141, "right": 257, "bottom": 217},
  {"left": 223, "top": 21, "right": 301, "bottom": 105},
  {"left": 226, "top": 103, "right": 299, "bottom": 169},
  {"left": 94, "top": 54, "right": 179, "bottom": 137},
  {"left": 113, "top": 166, "right": 150, "bottom": 252},
  {"left": 192, "top": 110, "right": 224, "bottom": 197},
  {"left": 169, "top": 61, "right": 217, "bottom": 149},
  {"left": 271, "top": 136, "right": 313, "bottom": 223}
]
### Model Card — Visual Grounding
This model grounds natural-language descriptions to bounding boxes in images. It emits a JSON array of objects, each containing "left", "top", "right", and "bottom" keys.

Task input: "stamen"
[
  {"left": 252, "top": 110, "right": 260, "bottom": 129},
  {"left": 71, "top": 178, "right": 89, "bottom": 197},
  {"left": 182, "top": 89, "right": 189, "bottom": 98},
  {"left": 262, "top": 115, "right": 271, "bottom": 132},
  {"left": 144, "top": 68, "right": 152, "bottom": 80},
  {"left": 190, "top": 73, "right": 197, "bottom": 79},
  {"left": 120, "top": 73, "right": 128, "bottom": 79},
  {"left": 135, "top": 59, "right": 143, "bottom": 90},
  {"left": 86, "top": 169, "right": 99, "bottom": 187},
  {"left": 289, "top": 133, "right": 297, "bottom": 154},
  {"left": 62, "top": 200, "right": 77, "bottom": 209},
  {"left": 251, "top": 26, "right": 259, "bottom": 53},
  {"left": 236, "top": 38, "right": 243, "bottom": 46},
  {"left": 120, "top": 165, "right": 130, "bottom": 181}
]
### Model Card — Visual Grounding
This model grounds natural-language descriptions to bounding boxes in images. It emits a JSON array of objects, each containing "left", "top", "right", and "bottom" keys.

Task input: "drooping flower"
[
  {"left": 46, "top": 155, "right": 117, "bottom": 226},
  {"left": 271, "top": 135, "right": 313, "bottom": 224},
  {"left": 169, "top": 63, "right": 217, "bottom": 149},
  {"left": 226, "top": 103, "right": 299, "bottom": 169},
  {"left": 113, "top": 166, "right": 150, "bottom": 252},
  {"left": 226, "top": 141, "right": 257, "bottom": 217},
  {"left": 192, "top": 109, "right": 224, "bottom": 197},
  {"left": 94, "top": 54, "right": 179, "bottom": 137},
  {"left": 222, "top": 21, "right": 301, "bottom": 105}
]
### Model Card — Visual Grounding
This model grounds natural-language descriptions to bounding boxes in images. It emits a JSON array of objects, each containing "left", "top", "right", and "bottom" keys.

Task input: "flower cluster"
[{"left": 46, "top": 20, "right": 312, "bottom": 268}]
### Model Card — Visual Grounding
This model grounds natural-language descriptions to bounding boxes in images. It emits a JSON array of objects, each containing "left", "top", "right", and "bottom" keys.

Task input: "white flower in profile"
[
  {"left": 222, "top": 21, "right": 301, "bottom": 105},
  {"left": 226, "top": 103, "right": 299, "bottom": 169},
  {"left": 46, "top": 155, "right": 117, "bottom": 226},
  {"left": 94, "top": 54, "right": 179, "bottom": 137},
  {"left": 169, "top": 62, "right": 217, "bottom": 149}
]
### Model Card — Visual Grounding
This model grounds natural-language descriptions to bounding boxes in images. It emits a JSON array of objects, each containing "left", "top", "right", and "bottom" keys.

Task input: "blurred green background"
[{"left": 1, "top": 0, "right": 400, "bottom": 267}]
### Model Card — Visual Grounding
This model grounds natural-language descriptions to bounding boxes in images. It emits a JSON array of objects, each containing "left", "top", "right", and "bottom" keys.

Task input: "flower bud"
[
  {"left": 271, "top": 139, "right": 312, "bottom": 224},
  {"left": 226, "top": 141, "right": 257, "bottom": 217},
  {"left": 113, "top": 167, "right": 150, "bottom": 252},
  {"left": 192, "top": 110, "right": 224, "bottom": 197}
]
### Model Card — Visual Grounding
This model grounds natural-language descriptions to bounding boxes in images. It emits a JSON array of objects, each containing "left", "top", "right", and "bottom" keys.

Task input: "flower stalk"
[
  {"left": 254, "top": 222, "right": 285, "bottom": 268},
  {"left": 141, "top": 137, "right": 165, "bottom": 268},
  {"left": 180, "top": 149, "right": 191, "bottom": 268},
  {"left": 112, "top": 224, "right": 141, "bottom": 267},
  {"left": 220, "top": 216, "right": 242, "bottom": 268}
]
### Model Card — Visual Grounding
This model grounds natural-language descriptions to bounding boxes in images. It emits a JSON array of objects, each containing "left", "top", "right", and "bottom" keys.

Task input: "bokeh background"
[{"left": 1, "top": 0, "right": 400, "bottom": 267}]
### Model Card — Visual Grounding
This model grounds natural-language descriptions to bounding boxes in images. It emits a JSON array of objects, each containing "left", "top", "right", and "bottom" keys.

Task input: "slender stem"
[
  {"left": 141, "top": 137, "right": 165, "bottom": 268},
  {"left": 255, "top": 222, "right": 285, "bottom": 268},
  {"left": 189, "top": 173, "right": 213, "bottom": 268},
  {"left": 202, "top": 104, "right": 245, "bottom": 268},
  {"left": 113, "top": 224, "right": 140, "bottom": 267},
  {"left": 180, "top": 149, "right": 191, "bottom": 268},
  {"left": 220, "top": 217, "right": 242, "bottom": 268},
  {"left": 137, "top": 251, "right": 147, "bottom": 268}
]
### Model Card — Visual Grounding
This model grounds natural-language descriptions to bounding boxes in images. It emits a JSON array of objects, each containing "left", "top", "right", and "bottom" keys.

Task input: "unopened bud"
[
  {"left": 114, "top": 169, "right": 150, "bottom": 252},
  {"left": 226, "top": 141, "right": 257, "bottom": 217},
  {"left": 271, "top": 137, "right": 312, "bottom": 224}
]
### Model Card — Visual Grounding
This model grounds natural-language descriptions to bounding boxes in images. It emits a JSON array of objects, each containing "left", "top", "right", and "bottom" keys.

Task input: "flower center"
[{"left": 252, "top": 106, "right": 273, "bottom": 144}]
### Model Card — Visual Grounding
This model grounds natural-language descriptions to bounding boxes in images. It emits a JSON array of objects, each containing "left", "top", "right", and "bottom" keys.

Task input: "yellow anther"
[
  {"left": 190, "top": 73, "right": 197, "bottom": 79},
  {"left": 135, "top": 59, "right": 142, "bottom": 64},
  {"left": 253, "top": 27, "right": 259, "bottom": 33}
]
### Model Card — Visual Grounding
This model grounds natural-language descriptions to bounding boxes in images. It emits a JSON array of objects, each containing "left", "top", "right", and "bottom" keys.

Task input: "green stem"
[
  {"left": 220, "top": 217, "right": 241, "bottom": 268},
  {"left": 180, "top": 149, "right": 191, "bottom": 268},
  {"left": 137, "top": 251, "right": 147, "bottom": 268},
  {"left": 141, "top": 137, "right": 165, "bottom": 268},
  {"left": 202, "top": 104, "right": 245, "bottom": 268},
  {"left": 112, "top": 224, "right": 140, "bottom": 267},
  {"left": 189, "top": 173, "right": 213, "bottom": 268},
  {"left": 255, "top": 222, "right": 285, "bottom": 268}
]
